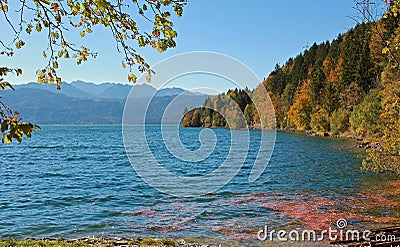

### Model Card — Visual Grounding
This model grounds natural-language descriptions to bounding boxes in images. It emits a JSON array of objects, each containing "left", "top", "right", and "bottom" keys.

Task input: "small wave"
[
  {"left": 29, "top": 145, "right": 65, "bottom": 149},
  {"left": 42, "top": 172, "right": 64, "bottom": 178},
  {"left": 66, "top": 156, "right": 89, "bottom": 161},
  {"left": 198, "top": 210, "right": 216, "bottom": 217}
]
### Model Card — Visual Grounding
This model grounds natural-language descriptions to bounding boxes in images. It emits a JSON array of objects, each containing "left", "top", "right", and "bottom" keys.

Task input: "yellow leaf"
[
  {"left": 128, "top": 74, "right": 137, "bottom": 83},
  {"left": 138, "top": 36, "right": 145, "bottom": 47},
  {"left": 382, "top": 47, "right": 389, "bottom": 54},
  {"left": 3, "top": 135, "right": 11, "bottom": 144}
]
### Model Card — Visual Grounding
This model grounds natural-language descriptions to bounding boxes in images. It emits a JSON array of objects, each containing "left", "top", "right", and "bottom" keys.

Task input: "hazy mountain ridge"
[
  {"left": 5, "top": 81, "right": 209, "bottom": 124},
  {"left": 14, "top": 80, "right": 158, "bottom": 99}
]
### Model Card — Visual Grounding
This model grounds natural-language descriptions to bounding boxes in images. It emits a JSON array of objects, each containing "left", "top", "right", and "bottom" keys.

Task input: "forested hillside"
[{"left": 182, "top": 4, "right": 400, "bottom": 174}]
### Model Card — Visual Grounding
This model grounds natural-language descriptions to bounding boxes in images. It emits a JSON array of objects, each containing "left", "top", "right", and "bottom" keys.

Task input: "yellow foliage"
[{"left": 287, "top": 80, "right": 313, "bottom": 130}]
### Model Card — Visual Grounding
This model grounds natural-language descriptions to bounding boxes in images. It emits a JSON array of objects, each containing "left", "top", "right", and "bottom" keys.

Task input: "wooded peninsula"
[{"left": 182, "top": 15, "right": 400, "bottom": 175}]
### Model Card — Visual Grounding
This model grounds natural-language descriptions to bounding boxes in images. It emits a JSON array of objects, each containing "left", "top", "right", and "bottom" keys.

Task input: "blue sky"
[{"left": 3, "top": 0, "right": 360, "bottom": 91}]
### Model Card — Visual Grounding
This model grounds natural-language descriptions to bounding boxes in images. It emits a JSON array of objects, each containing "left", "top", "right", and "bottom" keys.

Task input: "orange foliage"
[
  {"left": 287, "top": 80, "right": 313, "bottom": 130},
  {"left": 369, "top": 20, "right": 387, "bottom": 66},
  {"left": 328, "top": 56, "right": 343, "bottom": 82},
  {"left": 307, "top": 64, "right": 313, "bottom": 76},
  {"left": 268, "top": 91, "right": 284, "bottom": 127},
  {"left": 322, "top": 58, "right": 331, "bottom": 75}
]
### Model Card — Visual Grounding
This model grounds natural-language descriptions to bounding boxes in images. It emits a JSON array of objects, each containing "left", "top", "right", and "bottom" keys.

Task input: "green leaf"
[{"left": 94, "top": 0, "right": 110, "bottom": 11}]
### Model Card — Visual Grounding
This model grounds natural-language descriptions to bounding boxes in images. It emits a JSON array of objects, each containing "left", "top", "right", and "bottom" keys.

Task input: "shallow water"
[{"left": 0, "top": 125, "right": 399, "bottom": 242}]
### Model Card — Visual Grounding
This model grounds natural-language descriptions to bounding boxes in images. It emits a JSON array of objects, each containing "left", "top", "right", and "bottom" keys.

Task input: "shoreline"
[
  {"left": 184, "top": 124, "right": 381, "bottom": 150},
  {"left": 277, "top": 128, "right": 383, "bottom": 149},
  {"left": 0, "top": 237, "right": 260, "bottom": 247},
  {"left": 248, "top": 124, "right": 381, "bottom": 150}
]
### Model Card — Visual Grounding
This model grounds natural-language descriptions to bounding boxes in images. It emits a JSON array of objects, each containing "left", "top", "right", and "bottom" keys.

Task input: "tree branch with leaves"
[{"left": 0, "top": 0, "right": 186, "bottom": 143}]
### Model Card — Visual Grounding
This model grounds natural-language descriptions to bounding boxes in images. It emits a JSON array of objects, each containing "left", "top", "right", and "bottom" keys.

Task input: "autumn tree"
[
  {"left": 181, "top": 106, "right": 191, "bottom": 127},
  {"left": 287, "top": 80, "right": 313, "bottom": 130},
  {"left": 181, "top": 0, "right": 400, "bottom": 177},
  {"left": 330, "top": 109, "right": 350, "bottom": 135},
  {"left": 0, "top": 0, "right": 186, "bottom": 143},
  {"left": 244, "top": 103, "right": 255, "bottom": 126},
  {"left": 339, "top": 82, "right": 364, "bottom": 111},
  {"left": 200, "top": 106, "right": 213, "bottom": 128},
  {"left": 349, "top": 89, "right": 382, "bottom": 137},
  {"left": 310, "top": 108, "right": 330, "bottom": 133},
  {"left": 352, "top": 0, "right": 400, "bottom": 174},
  {"left": 363, "top": 73, "right": 400, "bottom": 174},
  {"left": 268, "top": 91, "right": 284, "bottom": 128},
  {"left": 322, "top": 82, "right": 339, "bottom": 115}
]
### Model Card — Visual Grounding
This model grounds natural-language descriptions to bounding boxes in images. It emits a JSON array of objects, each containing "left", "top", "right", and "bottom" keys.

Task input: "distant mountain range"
[
  {"left": 3, "top": 81, "right": 209, "bottom": 124},
  {"left": 13, "top": 80, "right": 156, "bottom": 99}
]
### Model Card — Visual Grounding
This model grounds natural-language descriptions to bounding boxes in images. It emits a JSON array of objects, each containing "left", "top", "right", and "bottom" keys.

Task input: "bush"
[
  {"left": 310, "top": 109, "right": 330, "bottom": 132},
  {"left": 349, "top": 89, "right": 382, "bottom": 137},
  {"left": 330, "top": 109, "right": 350, "bottom": 135}
]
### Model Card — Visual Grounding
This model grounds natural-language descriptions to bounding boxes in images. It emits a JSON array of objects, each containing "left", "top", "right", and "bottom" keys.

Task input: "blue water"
[{"left": 0, "top": 125, "right": 399, "bottom": 241}]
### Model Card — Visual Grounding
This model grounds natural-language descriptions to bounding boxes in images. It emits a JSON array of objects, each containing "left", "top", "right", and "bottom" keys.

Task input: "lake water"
[{"left": 1, "top": 125, "right": 399, "bottom": 242}]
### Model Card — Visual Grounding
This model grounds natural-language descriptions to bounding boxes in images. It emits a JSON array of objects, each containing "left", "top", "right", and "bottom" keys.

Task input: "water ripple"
[{"left": 0, "top": 125, "right": 398, "bottom": 240}]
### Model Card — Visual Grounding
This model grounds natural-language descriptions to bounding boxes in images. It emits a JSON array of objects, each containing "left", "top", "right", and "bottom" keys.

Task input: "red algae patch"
[{"left": 119, "top": 183, "right": 400, "bottom": 241}]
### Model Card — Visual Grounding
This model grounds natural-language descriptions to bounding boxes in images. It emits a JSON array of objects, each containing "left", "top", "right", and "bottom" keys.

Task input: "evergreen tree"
[{"left": 311, "top": 69, "right": 326, "bottom": 105}]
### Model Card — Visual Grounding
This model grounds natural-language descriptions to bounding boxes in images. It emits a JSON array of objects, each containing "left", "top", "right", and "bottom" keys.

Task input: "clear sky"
[{"left": 2, "top": 0, "right": 360, "bottom": 92}]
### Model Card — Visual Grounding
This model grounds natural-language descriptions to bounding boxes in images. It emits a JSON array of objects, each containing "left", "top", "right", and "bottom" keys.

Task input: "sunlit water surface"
[{"left": 1, "top": 125, "right": 399, "bottom": 242}]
